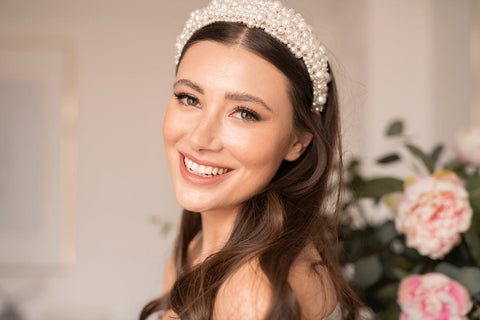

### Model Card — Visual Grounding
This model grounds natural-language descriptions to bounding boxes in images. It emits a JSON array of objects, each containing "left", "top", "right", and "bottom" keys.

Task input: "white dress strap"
[{"left": 323, "top": 303, "right": 342, "bottom": 320}]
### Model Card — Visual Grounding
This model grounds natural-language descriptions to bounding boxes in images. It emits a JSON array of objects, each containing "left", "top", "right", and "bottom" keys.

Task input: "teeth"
[
  {"left": 183, "top": 156, "right": 230, "bottom": 177},
  {"left": 191, "top": 162, "right": 198, "bottom": 171}
]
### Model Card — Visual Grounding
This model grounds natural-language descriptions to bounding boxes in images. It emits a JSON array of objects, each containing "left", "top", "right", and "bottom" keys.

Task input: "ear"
[{"left": 284, "top": 130, "right": 313, "bottom": 162}]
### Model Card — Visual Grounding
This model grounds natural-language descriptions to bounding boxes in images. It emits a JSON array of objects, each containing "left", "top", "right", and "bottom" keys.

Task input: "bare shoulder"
[
  {"left": 213, "top": 259, "right": 272, "bottom": 320},
  {"left": 162, "top": 254, "right": 176, "bottom": 293},
  {"left": 163, "top": 234, "right": 202, "bottom": 293},
  {"left": 213, "top": 244, "right": 338, "bottom": 320},
  {"left": 288, "top": 242, "right": 338, "bottom": 320}
]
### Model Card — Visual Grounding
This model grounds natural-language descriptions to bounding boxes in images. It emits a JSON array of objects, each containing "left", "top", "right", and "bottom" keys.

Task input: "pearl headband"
[{"left": 175, "top": 0, "right": 331, "bottom": 113}]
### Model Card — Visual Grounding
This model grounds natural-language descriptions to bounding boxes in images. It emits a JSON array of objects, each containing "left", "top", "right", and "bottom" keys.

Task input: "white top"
[{"left": 323, "top": 303, "right": 342, "bottom": 320}]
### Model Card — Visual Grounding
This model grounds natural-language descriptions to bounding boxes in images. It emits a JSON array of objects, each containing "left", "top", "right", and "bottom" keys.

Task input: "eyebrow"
[
  {"left": 173, "top": 79, "right": 204, "bottom": 94},
  {"left": 225, "top": 92, "right": 272, "bottom": 112},
  {"left": 173, "top": 78, "right": 273, "bottom": 112}
]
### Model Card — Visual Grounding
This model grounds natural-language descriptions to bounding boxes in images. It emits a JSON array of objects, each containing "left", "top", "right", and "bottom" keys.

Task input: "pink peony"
[
  {"left": 394, "top": 171, "right": 472, "bottom": 259},
  {"left": 455, "top": 126, "right": 480, "bottom": 168},
  {"left": 398, "top": 273, "right": 472, "bottom": 320}
]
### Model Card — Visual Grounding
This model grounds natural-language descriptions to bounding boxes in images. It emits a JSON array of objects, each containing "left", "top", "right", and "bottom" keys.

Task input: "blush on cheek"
[
  {"left": 225, "top": 130, "right": 292, "bottom": 168},
  {"left": 163, "top": 105, "right": 187, "bottom": 147},
  {"left": 162, "top": 106, "right": 174, "bottom": 141}
]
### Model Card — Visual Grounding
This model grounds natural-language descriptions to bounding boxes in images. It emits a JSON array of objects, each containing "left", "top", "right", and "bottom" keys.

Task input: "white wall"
[
  {"left": 0, "top": 1, "right": 475, "bottom": 319},
  {"left": 361, "top": 0, "right": 472, "bottom": 175}
]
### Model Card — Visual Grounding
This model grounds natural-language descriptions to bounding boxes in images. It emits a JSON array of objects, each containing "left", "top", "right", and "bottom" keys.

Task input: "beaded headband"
[{"left": 175, "top": 0, "right": 331, "bottom": 113}]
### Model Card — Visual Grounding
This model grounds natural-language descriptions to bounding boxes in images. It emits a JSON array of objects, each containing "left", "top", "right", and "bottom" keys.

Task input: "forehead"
[{"left": 176, "top": 40, "right": 291, "bottom": 108}]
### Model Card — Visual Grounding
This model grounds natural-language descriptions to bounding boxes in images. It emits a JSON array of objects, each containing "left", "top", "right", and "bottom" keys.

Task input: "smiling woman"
[
  {"left": 140, "top": 1, "right": 361, "bottom": 319},
  {"left": 165, "top": 41, "right": 304, "bottom": 215}
]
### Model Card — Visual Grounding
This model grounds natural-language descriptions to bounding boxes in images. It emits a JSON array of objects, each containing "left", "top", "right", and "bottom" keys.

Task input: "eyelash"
[
  {"left": 174, "top": 93, "right": 200, "bottom": 107},
  {"left": 174, "top": 92, "right": 261, "bottom": 122},
  {"left": 232, "top": 106, "right": 260, "bottom": 121}
]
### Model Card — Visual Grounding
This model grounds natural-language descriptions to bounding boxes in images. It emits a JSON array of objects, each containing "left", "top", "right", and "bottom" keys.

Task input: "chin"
[
  {"left": 174, "top": 191, "right": 212, "bottom": 213},
  {"left": 174, "top": 191, "right": 240, "bottom": 214}
]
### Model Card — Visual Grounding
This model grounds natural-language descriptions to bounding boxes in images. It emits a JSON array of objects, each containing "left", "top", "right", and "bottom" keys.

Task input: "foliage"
[{"left": 340, "top": 120, "right": 480, "bottom": 319}]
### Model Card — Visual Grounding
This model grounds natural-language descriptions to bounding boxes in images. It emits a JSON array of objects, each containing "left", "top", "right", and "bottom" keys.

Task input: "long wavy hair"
[{"left": 140, "top": 21, "right": 361, "bottom": 320}]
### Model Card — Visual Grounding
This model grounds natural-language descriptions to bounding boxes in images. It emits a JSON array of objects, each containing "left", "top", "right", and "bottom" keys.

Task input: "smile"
[{"left": 183, "top": 155, "right": 231, "bottom": 177}]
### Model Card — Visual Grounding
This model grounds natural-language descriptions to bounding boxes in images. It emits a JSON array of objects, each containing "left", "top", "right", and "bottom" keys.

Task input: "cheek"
[
  {"left": 163, "top": 100, "right": 183, "bottom": 147},
  {"left": 224, "top": 125, "right": 293, "bottom": 171}
]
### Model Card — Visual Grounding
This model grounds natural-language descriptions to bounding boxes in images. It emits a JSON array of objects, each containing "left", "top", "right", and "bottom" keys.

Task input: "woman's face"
[{"left": 163, "top": 40, "right": 309, "bottom": 214}]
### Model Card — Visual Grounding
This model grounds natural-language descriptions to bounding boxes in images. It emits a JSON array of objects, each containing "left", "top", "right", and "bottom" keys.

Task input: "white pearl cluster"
[{"left": 175, "top": 0, "right": 331, "bottom": 113}]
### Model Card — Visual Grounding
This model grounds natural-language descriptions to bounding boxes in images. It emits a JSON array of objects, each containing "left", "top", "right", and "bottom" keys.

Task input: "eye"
[
  {"left": 174, "top": 93, "right": 200, "bottom": 107},
  {"left": 231, "top": 107, "right": 260, "bottom": 121}
]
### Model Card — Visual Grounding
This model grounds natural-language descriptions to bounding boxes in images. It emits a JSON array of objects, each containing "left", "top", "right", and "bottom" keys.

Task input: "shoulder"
[
  {"left": 288, "top": 242, "right": 338, "bottom": 320},
  {"left": 163, "top": 234, "right": 202, "bottom": 293},
  {"left": 213, "top": 259, "right": 272, "bottom": 320},
  {"left": 162, "top": 254, "right": 176, "bottom": 293},
  {"left": 213, "top": 243, "right": 338, "bottom": 320}
]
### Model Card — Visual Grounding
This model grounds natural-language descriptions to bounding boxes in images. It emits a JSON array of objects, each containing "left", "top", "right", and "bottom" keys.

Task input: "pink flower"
[
  {"left": 398, "top": 273, "right": 472, "bottom": 320},
  {"left": 394, "top": 171, "right": 472, "bottom": 259},
  {"left": 455, "top": 126, "right": 480, "bottom": 168}
]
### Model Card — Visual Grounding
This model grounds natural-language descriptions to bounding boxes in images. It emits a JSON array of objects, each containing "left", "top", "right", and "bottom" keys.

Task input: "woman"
[{"left": 141, "top": 0, "right": 361, "bottom": 319}]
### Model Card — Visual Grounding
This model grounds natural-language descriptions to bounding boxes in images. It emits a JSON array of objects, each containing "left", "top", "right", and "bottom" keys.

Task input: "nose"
[{"left": 188, "top": 110, "right": 222, "bottom": 152}]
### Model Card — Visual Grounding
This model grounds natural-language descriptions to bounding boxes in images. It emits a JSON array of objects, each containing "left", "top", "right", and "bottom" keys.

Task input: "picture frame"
[{"left": 0, "top": 37, "right": 77, "bottom": 275}]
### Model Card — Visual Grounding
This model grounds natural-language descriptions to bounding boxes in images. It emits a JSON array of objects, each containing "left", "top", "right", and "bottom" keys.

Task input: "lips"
[{"left": 179, "top": 153, "right": 233, "bottom": 185}]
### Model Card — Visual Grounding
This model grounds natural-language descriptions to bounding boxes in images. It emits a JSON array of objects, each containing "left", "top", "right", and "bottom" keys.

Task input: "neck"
[{"left": 195, "top": 207, "right": 239, "bottom": 262}]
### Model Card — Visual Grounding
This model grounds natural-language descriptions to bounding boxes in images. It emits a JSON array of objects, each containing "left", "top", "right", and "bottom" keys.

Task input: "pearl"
[
  {"left": 176, "top": 0, "right": 331, "bottom": 112},
  {"left": 255, "top": 13, "right": 266, "bottom": 23},
  {"left": 317, "top": 96, "right": 327, "bottom": 105}
]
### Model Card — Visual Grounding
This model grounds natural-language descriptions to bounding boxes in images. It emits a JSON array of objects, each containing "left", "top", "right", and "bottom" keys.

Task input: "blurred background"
[{"left": 0, "top": 0, "right": 478, "bottom": 319}]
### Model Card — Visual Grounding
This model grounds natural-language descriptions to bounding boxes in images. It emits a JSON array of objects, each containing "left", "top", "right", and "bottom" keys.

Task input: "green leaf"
[
  {"left": 444, "top": 160, "right": 465, "bottom": 176},
  {"left": 392, "top": 267, "right": 410, "bottom": 280},
  {"left": 466, "top": 175, "right": 480, "bottom": 211},
  {"left": 382, "top": 303, "right": 401, "bottom": 320},
  {"left": 434, "top": 262, "right": 460, "bottom": 279},
  {"left": 465, "top": 211, "right": 480, "bottom": 265},
  {"left": 377, "top": 153, "right": 401, "bottom": 165},
  {"left": 374, "top": 283, "right": 398, "bottom": 302},
  {"left": 456, "top": 267, "right": 480, "bottom": 295},
  {"left": 430, "top": 144, "right": 444, "bottom": 165},
  {"left": 466, "top": 175, "right": 480, "bottom": 192},
  {"left": 474, "top": 292, "right": 480, "bottom": 303},
  {"left": 405, "top": 143, "right": 435, "bottom": 173},
  {"left": 346, "top": 158, "right": 360, "bottom": 174},
  {"left": 411, "top": 263, "right": 425, "bottom": 275},
  {"left": 355, "top": 178, "right": 404, "bottom": 199},
  {"left": 375, "top": 221, "right": 397, "bottom": 245},
  {"left": 466, "top": 174, "right": 480, "bottom": 190},
  {"left": 354, "top": 255, "right": 383, "bottom": 288},
  {"left": 470, "top": 195, "right": 480, "bottom": 214},
  {"left": 386, "top": 120, "right": 404, "bottom": 137}
]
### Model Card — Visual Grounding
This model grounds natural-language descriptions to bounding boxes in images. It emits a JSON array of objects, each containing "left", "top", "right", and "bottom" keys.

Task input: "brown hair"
[{"left": 140, "top": 21, "right": 361, "bottom": 320}]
